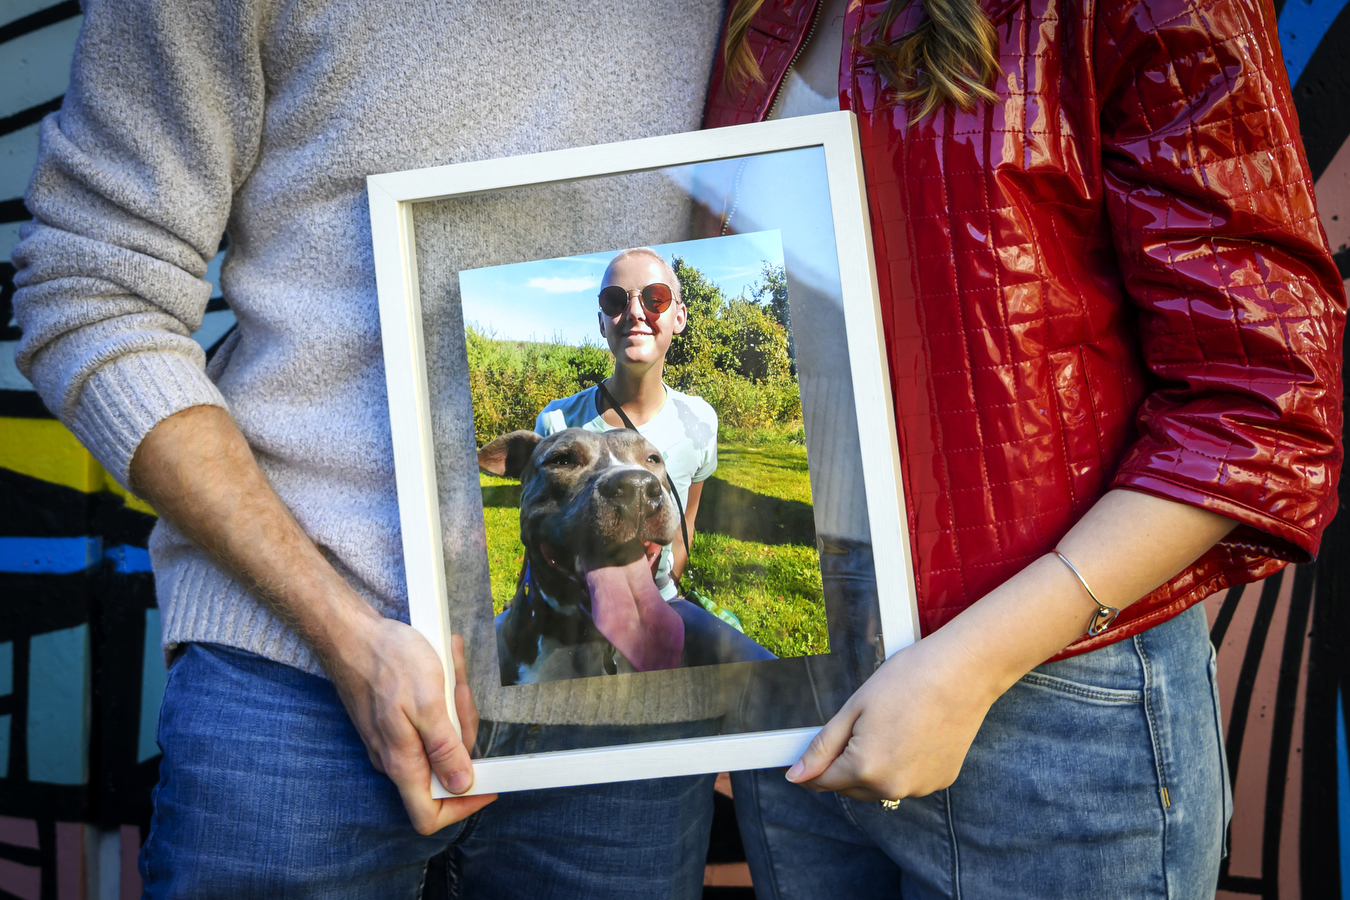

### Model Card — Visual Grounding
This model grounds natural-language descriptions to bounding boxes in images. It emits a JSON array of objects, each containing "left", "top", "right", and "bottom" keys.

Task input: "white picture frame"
[{"left": 368, "top": 110, "right": 919, "bottom": 796}]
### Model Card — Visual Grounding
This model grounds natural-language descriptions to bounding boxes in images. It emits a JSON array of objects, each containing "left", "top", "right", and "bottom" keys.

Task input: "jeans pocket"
[{"left": 1019, "top": 671, "right": 1143, "bottom": 704}]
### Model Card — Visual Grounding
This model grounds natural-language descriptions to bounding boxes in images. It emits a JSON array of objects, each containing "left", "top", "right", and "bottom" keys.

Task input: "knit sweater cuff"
[{"left": 69, "top": 351, "right": 228, "bottom": 488}]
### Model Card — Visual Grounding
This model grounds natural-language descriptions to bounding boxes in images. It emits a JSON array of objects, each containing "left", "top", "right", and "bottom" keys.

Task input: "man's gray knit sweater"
[{"left": 13, "top": 0, "right": 724, "bottom": 724}]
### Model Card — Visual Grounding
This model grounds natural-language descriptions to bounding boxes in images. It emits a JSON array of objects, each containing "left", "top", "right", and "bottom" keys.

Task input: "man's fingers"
[
  {"left": 785, "top": 705, "right": 861, "bottom": 786},
  {"left": 413, "top": 695, "right": 474, "bottom": 795},
  {"left": 450, "top": 634, "right": 479, "bottom": 752}
]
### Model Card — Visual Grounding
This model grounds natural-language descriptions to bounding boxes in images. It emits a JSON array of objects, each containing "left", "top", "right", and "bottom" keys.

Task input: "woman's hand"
[
  {"left": 784, "top": 489, "right": 1239, "bottom": 801},
  {"left": 786, "top": 629, "right": 999, "bottom": 801}
]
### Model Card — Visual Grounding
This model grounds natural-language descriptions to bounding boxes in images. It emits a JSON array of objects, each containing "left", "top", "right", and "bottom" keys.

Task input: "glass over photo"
[
  {"left": 460, "top": 232, "right": 830, "bottom": 686},
  {"left": 415, "top": 144, "right": 886, "bottom": 746}
]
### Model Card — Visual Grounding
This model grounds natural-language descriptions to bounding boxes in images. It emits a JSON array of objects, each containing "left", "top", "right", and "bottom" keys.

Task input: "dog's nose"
[{"left": 599, "top": 469, "right": 663, "bottom": 507}]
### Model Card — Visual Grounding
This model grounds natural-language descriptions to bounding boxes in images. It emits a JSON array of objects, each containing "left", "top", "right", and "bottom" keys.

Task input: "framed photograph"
[{"left": 368, "top": 110, "right": 919, "bottom": 796}]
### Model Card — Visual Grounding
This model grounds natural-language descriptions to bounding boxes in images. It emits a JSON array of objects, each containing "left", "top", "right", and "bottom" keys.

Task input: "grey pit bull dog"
[{"left": 479, "top": 427, "right": 775, "bottom": 686}]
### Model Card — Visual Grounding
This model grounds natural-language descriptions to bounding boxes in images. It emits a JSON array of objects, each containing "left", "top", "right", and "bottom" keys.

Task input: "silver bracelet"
[{"left": 1051, "top": 549, "right": 1120, "bottom": 636}]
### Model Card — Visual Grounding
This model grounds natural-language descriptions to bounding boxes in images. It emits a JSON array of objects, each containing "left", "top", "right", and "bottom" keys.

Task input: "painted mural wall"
[{"left": 0, "top": 0, "right": 1347, "bottom": 898}]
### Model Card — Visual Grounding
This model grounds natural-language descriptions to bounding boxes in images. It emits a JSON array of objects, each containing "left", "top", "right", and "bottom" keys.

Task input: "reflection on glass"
[{"left": 413, "top": 147, "right": 882, "bottom": 754}]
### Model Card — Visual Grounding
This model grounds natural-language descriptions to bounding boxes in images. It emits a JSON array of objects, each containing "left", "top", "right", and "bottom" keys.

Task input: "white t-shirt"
[{"left": 535, "top": 385, "right": 718, "bottom": 599}]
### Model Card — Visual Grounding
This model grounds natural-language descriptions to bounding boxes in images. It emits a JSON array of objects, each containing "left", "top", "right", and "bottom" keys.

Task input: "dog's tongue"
[{"left": 585, "top": 557, "right": 684, "bottom": 671}]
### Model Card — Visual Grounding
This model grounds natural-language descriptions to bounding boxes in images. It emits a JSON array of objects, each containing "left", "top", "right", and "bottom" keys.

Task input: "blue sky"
[{"left": 459, "top": 230, "right": 785, "bottom": 345}]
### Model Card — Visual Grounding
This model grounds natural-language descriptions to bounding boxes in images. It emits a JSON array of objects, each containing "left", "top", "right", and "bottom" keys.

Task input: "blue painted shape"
[
  {"left": 1339, "top": 689, "right": 1349, "bottom": 900},
  {"left": 1278, "top": 0, "right": 1350, "bottom": 88},
  {"left": 0, "top": 641, "right": 11, "bottom": 696},
  {"left": 138, "top": 609, "right": 167, "bottom": 762},
  {"left": 107, "top": 544, "right": 153, "bottom": 574},
  {"left": 0, "top": 715, "right": 9, "bottom": 779},
  {"left": 0, "top": 536, "right": 101, "bottom": 574},
  {"left": 27, "top": 624, "right": 89, "bottom": 785}
]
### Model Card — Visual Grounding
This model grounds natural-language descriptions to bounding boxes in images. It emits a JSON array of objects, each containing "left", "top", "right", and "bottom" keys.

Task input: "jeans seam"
[
  {"left": 944, "top": 788, "right": 962, "bottom": 900},
  {"left": 1019, "top": 672, "right": 1144, "bottom": 703},
  {"left": 1136, "top": 633, "right": 1172, "bottom": 898},
  {"left": 751, "top": 771, "right": 787, "bottom": 900},
  {"left": 415, "top": 859, "right": 430, "bottom": 900},
  {"left": 1206, "top": 645, "right": 1232, "bottom": 861}
]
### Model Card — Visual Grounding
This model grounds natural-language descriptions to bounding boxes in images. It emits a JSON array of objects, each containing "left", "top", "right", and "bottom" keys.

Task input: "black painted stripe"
[
  {"left": 0, "top": 198, "right": 27, "bottom": 225},
  {"left": 1302, "top": 511, "right": 1348, "bottom": 895},
  {"left": 1216, "top": 873, "right": 1265, "bottom": 895},
  {"left": 1292, "top": 1, "right": 1350, "bottom": 181},
  {"left": 1334, "top": 247, "right": 1350, "bottom": 281},
  {"left": 0, "top": 391, "right": 52, "bottom": 419},
  {"left": 0, "top": 1, "right": 79, "bottom": 46},
  {"left": 1209, "top": 582, "right": 1246, "bottom": 648},
  {"left": 1261, "top": 564, "right": 1315, "bottom": 897},
  {"left": 0, "top": 95, "right": 62, "bottom": 140},
  {"left": 0, "top": 841, "right": 41, "bottom": 868},
  {"left": 2, "top": 261, "right": 19, "bottom": 342},
  {"left": 8, "top": 635, "right": 28, "bottom": 784}
]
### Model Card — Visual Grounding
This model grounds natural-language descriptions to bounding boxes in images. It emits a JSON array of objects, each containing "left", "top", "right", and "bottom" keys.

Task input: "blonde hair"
[
  {"left": 722, "top": 0, "right": 999, "bottom": 122},
  {"left": 605, "top": 247, "right": 683, "bottom": 303}
]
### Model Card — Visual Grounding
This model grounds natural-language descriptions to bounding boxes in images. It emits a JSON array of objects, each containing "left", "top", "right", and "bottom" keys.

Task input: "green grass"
[
  {"left": 714, "top": 442, "right": 813, "bottom": 503},
  {"left": 479, "top": 440, "right": 827, "bottom": 659},
  {"left": 481, "top": 473, "right": 526, "bottom": 615},
  {"left": 683, "top": 533, "right": 827, "bottom": 658}
]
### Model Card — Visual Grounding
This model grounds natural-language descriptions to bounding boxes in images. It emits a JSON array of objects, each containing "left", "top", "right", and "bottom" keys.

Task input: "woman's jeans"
[
  {"left": 731, "top": 601, "right": 1232, "bottom": 900},
  {"left": 139, "top": 643, "right": 714, "bottom": 899}
]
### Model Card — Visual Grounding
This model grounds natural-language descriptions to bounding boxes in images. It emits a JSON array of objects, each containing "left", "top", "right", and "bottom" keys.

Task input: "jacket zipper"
[{"left": 765, "top": 0, "right": 824, "bottom": 121}]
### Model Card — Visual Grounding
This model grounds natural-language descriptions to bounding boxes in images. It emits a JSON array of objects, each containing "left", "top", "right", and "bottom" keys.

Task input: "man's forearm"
[
  {"left": 128, "top": 404, "right": 378, "bottom": 664},
  {"left": 128, "top": 404, "right": 491, "bottom": 829}
]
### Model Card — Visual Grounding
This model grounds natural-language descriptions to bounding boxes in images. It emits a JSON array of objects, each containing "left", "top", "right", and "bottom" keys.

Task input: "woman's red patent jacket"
[{"left": 702, "top": 0, "right": 1346, "bottom": 657}]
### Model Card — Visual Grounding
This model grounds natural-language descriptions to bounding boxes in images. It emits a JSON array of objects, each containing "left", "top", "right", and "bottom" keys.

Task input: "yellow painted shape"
[{"left": 0, "top": 417, "right": 157, "bottom": 516}]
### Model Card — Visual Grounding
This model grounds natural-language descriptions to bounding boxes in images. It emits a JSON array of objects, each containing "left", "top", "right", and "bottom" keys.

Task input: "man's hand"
[
  {"left": 330, "top": 630, "right": 495, "bottom": 833},
  {"left": 130, "top": 405, "right": 495, "bottom": 831}
]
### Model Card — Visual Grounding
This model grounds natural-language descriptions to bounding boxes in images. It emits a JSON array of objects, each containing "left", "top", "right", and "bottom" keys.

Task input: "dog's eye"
[
  {"left": 544, "top": 451, "right": 576, "bottom": 468},
  {"left": 647, "top": 453, "right": 661, "bottom": 465}
]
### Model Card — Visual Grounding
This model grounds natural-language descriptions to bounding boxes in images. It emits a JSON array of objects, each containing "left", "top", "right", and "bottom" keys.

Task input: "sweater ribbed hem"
[
  {"left": 70, "top": 351, "right": 228, "bottom": 488},
  {"left": 156, "top": 550, "right": 327, "bottom": 677}
]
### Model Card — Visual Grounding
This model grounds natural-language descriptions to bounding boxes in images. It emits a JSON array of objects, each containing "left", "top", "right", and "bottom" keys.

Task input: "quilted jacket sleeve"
[
  {"left": 1096, "top": 0, "right": 1346, "bottom": 561},
  {"left": 11, "top": 0, "right": 266, "bottom": 486}
]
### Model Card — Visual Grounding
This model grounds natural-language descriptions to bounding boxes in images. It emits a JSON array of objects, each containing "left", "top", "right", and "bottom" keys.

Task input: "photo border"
[{"left": 367, "top": 111, "right": 919, "bottom": 797}]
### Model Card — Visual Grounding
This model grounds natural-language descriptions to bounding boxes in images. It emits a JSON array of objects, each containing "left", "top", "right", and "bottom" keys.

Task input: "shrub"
[{"left": 467, "top": 258, "right": 804, "bottom": 447}]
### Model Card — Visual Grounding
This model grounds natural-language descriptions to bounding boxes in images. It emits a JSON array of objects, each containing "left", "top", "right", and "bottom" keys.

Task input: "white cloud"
[{"left": 525, "top": 275, "right": 598, "bottom": 293}]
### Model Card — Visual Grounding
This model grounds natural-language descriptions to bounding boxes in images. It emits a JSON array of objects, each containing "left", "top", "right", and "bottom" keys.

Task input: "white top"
[{"left": 536, "top": 385, "right": 718, "bottom": 599}]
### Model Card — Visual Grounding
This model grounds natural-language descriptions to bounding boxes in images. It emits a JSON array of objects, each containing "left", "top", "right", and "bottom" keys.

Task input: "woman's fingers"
[{"left": 785, "top": 703, "right": 861, "bottom": 786}]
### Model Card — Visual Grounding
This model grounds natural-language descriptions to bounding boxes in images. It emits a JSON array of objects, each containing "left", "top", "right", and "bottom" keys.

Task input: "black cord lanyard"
[{"left": 592, "top": 382, "right": 690, "bottom": 577}]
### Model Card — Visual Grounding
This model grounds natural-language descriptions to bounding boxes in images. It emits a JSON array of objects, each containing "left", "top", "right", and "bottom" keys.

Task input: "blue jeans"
[
  {"left": 731, "top": 603, "right": 1231, "bottom": 899},
  {"left": 140, "top": 643, "right": 715, "bottom": 899}
]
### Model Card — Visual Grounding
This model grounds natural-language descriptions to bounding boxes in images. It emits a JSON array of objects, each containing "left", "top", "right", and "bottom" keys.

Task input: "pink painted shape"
[
  {"left": 1315, "top": 135, "right": 1350, "bottom": 253},
  {"left": 0, "top": 858, "right": 42, "bottom": 900},
  {"left": 120, "top": 825, "right": 142, "bottom": 900},
  {"left": 55, "top": 822, "right": 83, "bottom": 900},
  {"left": 1226, "top": 569, "right": 1296, "bottom": 880},
  {"left": 0, "top": 815, "right": 40, "bottom": 849}
]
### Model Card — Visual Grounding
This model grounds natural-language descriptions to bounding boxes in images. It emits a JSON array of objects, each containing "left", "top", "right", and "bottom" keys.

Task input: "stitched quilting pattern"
[
  {"left": 703, "top": 0, "right": 1344, "bottom": 655},
  {"left": 840, "top": 0, "right": 1343, "bottom": 644}
]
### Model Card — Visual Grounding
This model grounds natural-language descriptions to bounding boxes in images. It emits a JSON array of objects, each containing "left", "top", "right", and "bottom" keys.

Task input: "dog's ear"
[{"left": 478, "top": 431, "right": 542, "bottom": 479}]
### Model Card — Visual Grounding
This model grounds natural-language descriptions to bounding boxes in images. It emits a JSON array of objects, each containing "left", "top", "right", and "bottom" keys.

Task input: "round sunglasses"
[{"left": 598, "top": 282, "right": 674, "bottom": 317}]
